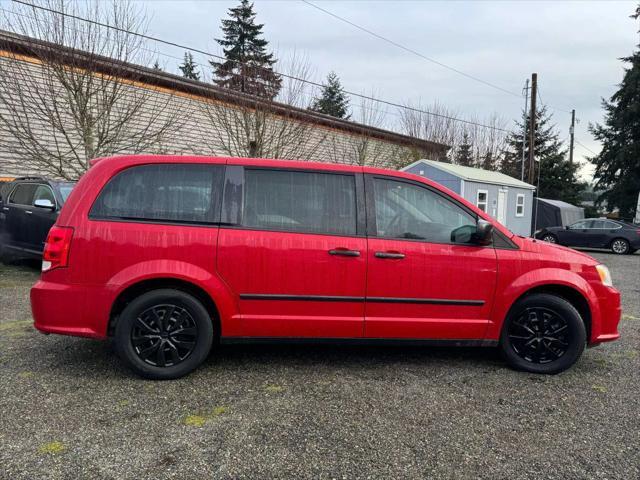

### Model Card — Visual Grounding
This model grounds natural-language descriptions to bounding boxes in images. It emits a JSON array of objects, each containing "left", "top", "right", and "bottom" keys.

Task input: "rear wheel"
[
  {"left": 610, "top": 238, "right": 630, "bottom": 255},
  {"left": 541, "top": 234, "right": 557, "bottom": 244},
  {"left": 114, "top": 289, "right": 214, "bottom": 380},
  {"left": 500, "top": 293, "right": 586, "bottom": 374}
]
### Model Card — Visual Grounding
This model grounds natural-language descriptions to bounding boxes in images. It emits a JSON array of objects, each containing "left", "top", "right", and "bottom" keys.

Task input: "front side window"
[
  {"left": 33, "top": 185, "right": 56, "bottom": 206},
  {"left": 515, "top": 194, "right": 525, "bottom": 217},
  {"left": 569, "top": 220, "right": 593, "bottom": 229},
  {"left": 9, "top": 184, "right": 37, "bottom": 206},
  {"left": 476, "top": 190, "right": 488, "bottom": 212},
  {"left": 90, "top": 164, "right": 223, "bottom": 224},
  {"left": 243, "top": 169, "right": 357, "bottom": 236},
  {"left": 373, "top": 178, "right": 476, "bottom": 244}
]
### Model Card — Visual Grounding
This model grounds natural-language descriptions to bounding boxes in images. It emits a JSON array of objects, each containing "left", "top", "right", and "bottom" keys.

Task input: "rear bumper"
[{"left": 31, "top": 280, "right": 111, "bottom": 339}]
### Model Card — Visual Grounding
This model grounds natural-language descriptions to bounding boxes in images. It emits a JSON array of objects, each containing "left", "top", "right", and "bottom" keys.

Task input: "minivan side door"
[
  {"left": 364, "top": 175, "right": 498, "bottom": 340},
  {"left": 217, "top": 166, "right": 367, "bottom": 338}
]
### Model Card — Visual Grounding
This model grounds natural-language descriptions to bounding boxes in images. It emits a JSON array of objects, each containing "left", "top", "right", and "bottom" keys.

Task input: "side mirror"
[
  {"left": 473, "top": 219, "right": 494, "bottom": 246},
  {"left": 34, "top": 198, "right": 55, "bottom": 210}
]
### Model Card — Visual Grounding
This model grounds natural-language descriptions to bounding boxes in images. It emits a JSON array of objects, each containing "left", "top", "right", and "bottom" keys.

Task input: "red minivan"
[{"left": 30, "top": 156, "right": 621, "bottom": 379}]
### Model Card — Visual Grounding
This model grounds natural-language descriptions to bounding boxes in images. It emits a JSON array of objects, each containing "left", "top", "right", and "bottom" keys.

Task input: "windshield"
[{"left": 58, "top": 183, "right": 75, "bottom": 204}]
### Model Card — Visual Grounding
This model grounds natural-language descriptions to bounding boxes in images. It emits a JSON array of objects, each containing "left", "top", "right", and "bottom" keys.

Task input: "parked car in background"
[
  {"left": 0, "top": 177, "right": 75, "bottom": 260},
  {"left": 31, "top": 156, "right": 621, "bottom": 379},
  {"left": 535, "top": 219, "right": 640, "bottom": 255}
]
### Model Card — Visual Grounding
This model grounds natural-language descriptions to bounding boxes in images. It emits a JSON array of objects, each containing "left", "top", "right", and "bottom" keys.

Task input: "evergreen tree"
[
  {"left": 310, "top": 72, "right": 350, "bottom": 119},
  {"left": 179, "top": 52, "right": 201, "bottom": 81},
  {"left": 152, "top": 60, "right": 162, "bottom": 71},
  {"left": 588, "top": 8, "right": 640, "bottom": 219},
  {"left": 501, "top": 107, "right": 584, "bottom": 204},
  {"left": 455, "top": 132, "right": 474, "bottom": 166},
  {"left": 480, "top": 151, "right": 497, "bottom": 171},
  {"left": 210, "top": 0, "right": 281, "bottom": 99}
]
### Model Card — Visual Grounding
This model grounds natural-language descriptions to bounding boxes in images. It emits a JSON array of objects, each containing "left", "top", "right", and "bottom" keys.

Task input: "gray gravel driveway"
[{"left": 0, "top": 251, "right": 638, "bottom": 479}]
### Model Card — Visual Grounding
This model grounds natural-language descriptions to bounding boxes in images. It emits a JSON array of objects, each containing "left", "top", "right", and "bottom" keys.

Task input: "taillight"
[{"left": 42, "top": 226, "right": 74, "bottom": 272}]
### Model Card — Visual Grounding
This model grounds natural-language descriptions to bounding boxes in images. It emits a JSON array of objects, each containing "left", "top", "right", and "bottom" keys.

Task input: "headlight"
[{"left": 595, "top": 264, "right": 613, "bottom": 287}]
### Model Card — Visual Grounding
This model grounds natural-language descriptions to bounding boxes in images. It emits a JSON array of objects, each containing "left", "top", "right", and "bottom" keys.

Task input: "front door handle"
[
  {"left": 375, "top": 251, "right": 405, "bottom": 259},
  {"left": 1, "top": 207, "right": 8, "bottom": 212},
  {"left": 329, "top": 248, "right": 360, "bottom": 257},
  {"left": 25, "top": 210, "right": 33, "bottom": 215}
]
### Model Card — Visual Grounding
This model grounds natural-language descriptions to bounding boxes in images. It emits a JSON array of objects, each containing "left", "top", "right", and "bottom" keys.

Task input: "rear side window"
[
  {"left": 243, "top": 169, "right": 357, "bottom": 236},
  {"left": 9, "top": 184, "right": 37, "bottom": 205},
  {"left": 90, "top": 164, "right": 223, "bottom": 224}
]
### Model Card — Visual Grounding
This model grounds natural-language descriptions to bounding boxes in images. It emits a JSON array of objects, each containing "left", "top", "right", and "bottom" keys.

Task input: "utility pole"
[
  {"left": 527, "top": 73, "right": 537, "bottom": 185},
  {"left": 569, "top": 109, "right": 576, "bottom": 164},
  {"left": 521, "top": 78, "right": 530, "bottom": 182}
]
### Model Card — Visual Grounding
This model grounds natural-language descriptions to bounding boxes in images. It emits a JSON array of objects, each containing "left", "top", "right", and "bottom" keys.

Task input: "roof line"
[
  {"left": 0, "top": 30, "right": 448, "bottom": 153},
  {"left": 404, "top": 159, "right": 536, "bottom": 190}
]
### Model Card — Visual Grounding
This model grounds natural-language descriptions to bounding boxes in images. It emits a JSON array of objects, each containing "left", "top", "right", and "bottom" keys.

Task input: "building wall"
[
  {"left": 463, "top": 180, "right": 533, "bottom": 236},
  {"left": 0, "top": 52, "right": 439, "bottom": 179},
  {"left": 404, "top": 162, "right": 461, "bottom": 194}
]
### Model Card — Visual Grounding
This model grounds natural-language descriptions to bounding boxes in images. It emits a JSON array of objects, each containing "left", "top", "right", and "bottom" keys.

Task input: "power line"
[
  {"left": 575, "top": 139, "right": 599, "bottom": 156},
  {"left": 301, "top": 0, "right": 522, "bottom": 98},
  {"left": 8, "top": 0, "right": 514, "bottom": 134}
]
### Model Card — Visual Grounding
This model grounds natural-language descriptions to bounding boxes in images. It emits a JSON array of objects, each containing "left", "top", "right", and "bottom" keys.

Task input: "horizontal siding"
[{"left": 0, "top": 54, "right": 440, "bottom": 179}]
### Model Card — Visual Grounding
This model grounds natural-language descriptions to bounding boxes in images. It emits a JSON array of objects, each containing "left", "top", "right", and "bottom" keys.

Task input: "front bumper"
[
  {"left": 31, "top": 280, "right": 112, "bottom": 339},
  {"left": 590, "top": 286, "right": 621, "bottom": 344}
]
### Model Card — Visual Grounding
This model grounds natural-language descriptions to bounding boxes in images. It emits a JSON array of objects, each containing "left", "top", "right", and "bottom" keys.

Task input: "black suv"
[{"left": 0, "top": 177, "right": 75, "bottom": 260}]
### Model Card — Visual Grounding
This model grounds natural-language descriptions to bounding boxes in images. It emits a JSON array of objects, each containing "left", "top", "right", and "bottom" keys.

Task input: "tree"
[
  {"left": 501, "top": 107, "right": 584, "bottom": 204},
  {"left": 201, "top": 51, "right": 324, "bottom": 159},
  {"left": 210, "top": 0, "right": 281, "bottom": 99},
  {"left": 310, "top": 71, "right": 350, "bottom": 119},
  {"left": 455, "top": 132, "right": 473, "bottom": 166},
  {"left": 0, "top": 0, "right": 181, "bottom": 179},
  {"left": 152, "top": 59, "right": 162, "bottom": 71},
  {"left": 179, "top": 52, "right": 200, "bottom": 80},
  {"left": 588, "top": 8, "right": 640, "bottom": 219}
]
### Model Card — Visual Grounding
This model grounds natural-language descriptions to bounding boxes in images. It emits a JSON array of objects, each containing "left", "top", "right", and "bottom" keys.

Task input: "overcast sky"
[{"left": 141, "top": 0, "right": 639, "bottom": 181}]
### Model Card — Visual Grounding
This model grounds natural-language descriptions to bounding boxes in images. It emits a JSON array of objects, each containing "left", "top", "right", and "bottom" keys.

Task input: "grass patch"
[
  {"left": 38, "top": 441, "right": 66, "bottom": 455},
  {"left": 591, "top": 385, "right": 608, "bottom": 393},
  {"left": 183, "top": 406, "right": 229, "bottom": 427},
  {"left": 264, "top": 384, "right": 285, "bottom": 393},
  {"left": 622, "top": 314, "right": 639, "bottom": 321}
]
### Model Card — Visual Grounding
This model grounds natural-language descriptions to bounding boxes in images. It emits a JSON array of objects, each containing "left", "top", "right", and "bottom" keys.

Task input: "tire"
[
  {"left": 114, "top": 289, "right": 214, "bottom": 380},
  {"left": 610, "top": 238, "right": 630, "bottom": 255},
  {"left": 541, "top": 234, "right": 557, "bottom": 244},
  {"left": 500, "top": 293, "right": 586, "bottom": 374}
]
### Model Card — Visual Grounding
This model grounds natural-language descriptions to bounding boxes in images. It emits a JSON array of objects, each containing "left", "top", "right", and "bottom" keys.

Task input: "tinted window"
[
  {"left": 591, "top": 220, "right": 607, "bottom": 229},
  {"left": 373, "top": 178, "right": 476, "bottom": 244},
  {"left": 570, "top": 220, "right": 592, "bottom": 229},
  {"left": 91, "top": 164, "right": 223, "bottom": 224},
  {"left": 243, "top": 169, "right": 357, "bottom": 236},
  {"left": 33, "top": 185, "right": 56, "bottom": 205},
  {"left": 58, "top": 183, "right": 74, "bottom": 204},
  {"left": 9, "top": 184, "right": 37, "bottom": 205},
  {"left": 603, "top": 220, "right": 621, "bottom": 229}
]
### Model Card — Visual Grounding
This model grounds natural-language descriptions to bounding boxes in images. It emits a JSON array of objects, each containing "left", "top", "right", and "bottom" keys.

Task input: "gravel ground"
[{"left": 0, "top": 251, "right": 638, "bottom": 479}]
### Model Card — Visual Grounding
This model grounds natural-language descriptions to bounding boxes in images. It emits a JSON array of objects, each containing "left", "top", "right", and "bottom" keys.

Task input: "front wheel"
[
  {"left": 500, "top": 293, "right": 586, "bottom": 374},
  {"left": 114, "top": 289, "right": 214, "bottom": 379},
  {"left": 541, "top": 234, "right": 557, "bottom": 244},
  {"left": 610, "top": 238, "right": 630, "bottom": 255}
]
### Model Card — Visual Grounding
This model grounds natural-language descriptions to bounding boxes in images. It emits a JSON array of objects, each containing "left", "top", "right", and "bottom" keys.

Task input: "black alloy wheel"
[
  {"left": 507, "top": 307, "right": 568, "bottom": 364},
  {"left": 500, "top": 293, "right": 586, "bottom": 374},
  {"left": 115, "top": 289, "right": 214, "bottom": 379},
  {"left": 131, "top": 304, "right": 198, "bottom": 367}
]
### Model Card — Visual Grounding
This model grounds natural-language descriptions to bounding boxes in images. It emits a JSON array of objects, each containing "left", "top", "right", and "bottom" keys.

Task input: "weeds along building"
[{"left": 0, "top": 31, "right": 447, "bottom": 180}]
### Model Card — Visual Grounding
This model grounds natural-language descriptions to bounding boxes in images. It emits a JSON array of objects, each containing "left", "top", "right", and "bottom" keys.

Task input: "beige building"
[{"left": 0, "top": 31, "right": 447, "bottom": 180}]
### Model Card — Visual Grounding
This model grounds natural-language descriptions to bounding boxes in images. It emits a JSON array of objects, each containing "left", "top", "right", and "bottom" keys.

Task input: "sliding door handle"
[
  {"left": 329, "top": 248, "right": 360, "bottom": 257},
  {"left": 375, "top": 251, "right": 405, "bottom": 259}
]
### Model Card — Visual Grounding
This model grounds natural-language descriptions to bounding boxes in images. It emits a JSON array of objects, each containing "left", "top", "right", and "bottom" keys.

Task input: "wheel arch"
[
  {"left": 108, "top": 277, "right": 221, "bottom": 337},
  {"left": 503, "top": 284, "right": 592, "bottom": 342}
]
